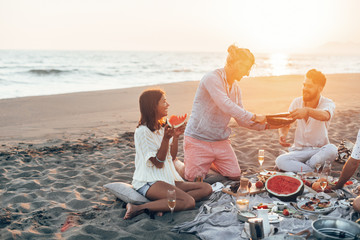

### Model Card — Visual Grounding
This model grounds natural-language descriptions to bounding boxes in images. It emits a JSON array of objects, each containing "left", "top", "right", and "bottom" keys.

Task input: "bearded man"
[{"left": 275, "top": 69, "right": 337, "bottom": 173}]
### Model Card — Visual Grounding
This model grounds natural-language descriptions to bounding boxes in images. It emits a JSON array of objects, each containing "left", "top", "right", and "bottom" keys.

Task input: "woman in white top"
[{"left": 124, "top": 89, "right": 212, "bottom": 220}]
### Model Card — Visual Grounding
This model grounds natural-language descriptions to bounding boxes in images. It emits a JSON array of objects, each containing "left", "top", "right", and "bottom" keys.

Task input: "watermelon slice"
[{"left": 167, "top": 114, "right": 187, "bottom": 128}]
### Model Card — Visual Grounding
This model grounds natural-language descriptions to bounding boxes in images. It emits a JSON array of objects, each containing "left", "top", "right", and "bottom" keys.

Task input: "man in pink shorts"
[{"left": 184, "top": 45, "right": 269, "bottom": 181}]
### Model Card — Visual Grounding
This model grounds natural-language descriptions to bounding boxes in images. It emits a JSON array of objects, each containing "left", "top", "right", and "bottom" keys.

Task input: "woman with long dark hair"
[{"left": 124, "top": 89, "right": 212, "bottom": 220}]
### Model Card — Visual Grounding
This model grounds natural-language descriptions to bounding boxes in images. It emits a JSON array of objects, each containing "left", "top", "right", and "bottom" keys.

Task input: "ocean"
[{"left": 0, "top": 50, "right": 359, "bottom": 100}]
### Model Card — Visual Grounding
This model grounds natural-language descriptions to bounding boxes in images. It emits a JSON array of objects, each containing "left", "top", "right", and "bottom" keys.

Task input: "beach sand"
[{"left": 0, "top": 74, "right": 359, "bottom": 239}]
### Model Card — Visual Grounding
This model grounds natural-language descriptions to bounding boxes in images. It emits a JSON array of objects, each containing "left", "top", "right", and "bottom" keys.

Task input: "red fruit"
[
  {"left": 258, "top": 205, "right": 268, "bottom": 209},
  {"left": 302, "top": 179, "right": 311, "bottom": 187},
  {"left": 283, "top": 209, "right": 290, "bottom": 216},
  {"left": 167, "top": 114, "right": 187, "bottom": 128},
  {"left": 345, "top": 181, "right": 353, "bottom": 185},
  {"left": 255, "top": 181, "right": 264, "bottom": 189}
]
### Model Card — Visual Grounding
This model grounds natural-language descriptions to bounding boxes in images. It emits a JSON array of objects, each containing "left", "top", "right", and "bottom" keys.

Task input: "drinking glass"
[
  {"left": 297, "top": 171, "right": 306, "bottom": 181},
  {"left": 320, "top": 180, "right": 327, "bottom": 192},
  {"left": 258, "top": 149, "right": 264, "bottom": 171},
  {"left": 315, "top": 163, "right": 322, "bottom": 177},
  {"left": 236, "top": 196, "right": 250, "bottom": 212},
  {"left": 167, "top": 189, "right": 176, "bottom": 222}
]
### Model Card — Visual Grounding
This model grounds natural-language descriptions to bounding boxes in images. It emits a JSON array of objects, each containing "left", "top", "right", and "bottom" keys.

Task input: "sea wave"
[
  {"left": 172, "top": 69, "right": 192, "bottom": 73},
  {"left": 28, "top": 69, "right": 70, "bottom": 75},
  {"left": 96, "top": 72, "right": 114, "bottom": 77}
]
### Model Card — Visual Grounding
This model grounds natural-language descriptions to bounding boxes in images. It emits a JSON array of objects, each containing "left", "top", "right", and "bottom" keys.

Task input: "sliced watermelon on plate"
[{"left": 167, "top": 114, "right": 187, "bottom": 128}]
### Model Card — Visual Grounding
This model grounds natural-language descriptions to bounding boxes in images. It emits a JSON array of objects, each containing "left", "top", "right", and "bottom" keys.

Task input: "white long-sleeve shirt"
[
  {"left": 131, "top": 125, "right": 183, "bottom": 190},
  {"left": 185, "top": 68, "right": 265, "bottom": 142}
]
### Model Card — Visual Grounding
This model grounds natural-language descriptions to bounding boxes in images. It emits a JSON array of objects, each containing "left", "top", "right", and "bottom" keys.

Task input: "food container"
[
  {"left": 273, "top": 201, "right": 287, "bottom": 210},
  {"left": 266, "top": 112, "right": 295, "bottom": 126},
  {"left": 312, "top": 218, "right": 360, "bottom": 239}
]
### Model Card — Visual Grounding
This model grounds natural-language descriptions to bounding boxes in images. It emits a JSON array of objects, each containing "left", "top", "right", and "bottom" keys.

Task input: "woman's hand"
[
  {"left": 164, "top": 124, "right": 174, "bottom": 140},
  {"left": 173, "top": 123, "right": 186, "bottom": 138},
  {"left": 252, "top": 114, "right": 266, "bottom": 124}
]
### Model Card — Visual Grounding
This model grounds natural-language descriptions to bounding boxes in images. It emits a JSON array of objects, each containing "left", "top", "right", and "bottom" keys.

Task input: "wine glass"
[
  {"left": 315, "top": 163, "right": 322, "bottom": 178},
  {"left": 167, "top": 189, "right": 176, "bottom": 222},
  {"left": 258, "top": 149, "right": 264, "bottom": 171},
  {"left": 320, "top": 180, "right": 327, "bottom": 192}
]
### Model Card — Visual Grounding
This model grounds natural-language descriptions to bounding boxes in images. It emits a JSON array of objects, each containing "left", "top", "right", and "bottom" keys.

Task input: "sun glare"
[{"left": 267, "top": 53, "right": 290, "bottom": 76}]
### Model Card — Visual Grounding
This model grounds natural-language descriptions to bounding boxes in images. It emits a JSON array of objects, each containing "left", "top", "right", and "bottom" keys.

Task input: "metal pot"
[{"left": 312, "top": 218, "right": 360, "bottom": 240}]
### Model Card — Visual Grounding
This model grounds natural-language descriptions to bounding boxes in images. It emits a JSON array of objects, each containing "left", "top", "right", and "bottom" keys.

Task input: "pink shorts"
[{"left": 184, "top": 135, "right": 241, "bottom": 181}]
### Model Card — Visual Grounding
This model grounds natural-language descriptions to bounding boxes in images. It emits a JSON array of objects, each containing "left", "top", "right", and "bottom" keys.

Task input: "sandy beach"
[{"left": 1, "top": 73, "right": 360, "bottom": 239}]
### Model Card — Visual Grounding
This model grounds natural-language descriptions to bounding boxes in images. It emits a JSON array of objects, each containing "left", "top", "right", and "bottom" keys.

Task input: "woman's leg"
[
  {"left": 175, "top": 181, "right": 212, "bottom": 201},
  {"left": 124, "top": 181, "right": 196, "bottom": 220}
]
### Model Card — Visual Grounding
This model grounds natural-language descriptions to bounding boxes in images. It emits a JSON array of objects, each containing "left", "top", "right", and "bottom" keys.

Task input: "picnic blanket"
[{"left": 172, "top": 185, "right": 354, "bottom": 240}]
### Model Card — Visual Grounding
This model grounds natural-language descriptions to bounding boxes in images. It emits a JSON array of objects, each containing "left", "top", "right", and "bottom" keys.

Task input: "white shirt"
[
  {"left": 185, "top": 68, "right": 264, "bottom": 142},
  {"left": 289, "top": 96, "right": 335, "bottom": 148},
  {"left": 131, "top": 125, "right": 183, "bottom": 190},
  {"left": 351, "top": 130, "right": 360, "bottom": 160}
]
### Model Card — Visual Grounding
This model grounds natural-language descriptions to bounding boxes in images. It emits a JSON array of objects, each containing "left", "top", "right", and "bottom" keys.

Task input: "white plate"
[
  {"left": 296, "top": 199, "right": 335, "bottom": 214},
  {"left": 268, "top": 214, "right": 284, "bottom": 224},
  {"left": 284, "top": 172, "right": 296, "bottom": 176},
  {"left": 259, "top": 170, "right": 277, "bottom": 176},
  {"left": 252, "top": 203, "right": 275, "bottom": 211}
]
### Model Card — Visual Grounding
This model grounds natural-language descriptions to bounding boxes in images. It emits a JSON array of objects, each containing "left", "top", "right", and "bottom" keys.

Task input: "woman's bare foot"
[
  {"left": 156, "top": 211, "right": 163, "bottom": 217},
  {"left": 123, "top": 203, "right": 143, "bottom": 220}
]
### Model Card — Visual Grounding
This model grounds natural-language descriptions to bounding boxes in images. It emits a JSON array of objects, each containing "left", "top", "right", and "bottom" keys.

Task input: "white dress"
[{"left": 131, "top": 125, "right": 183, "bottom": 190}]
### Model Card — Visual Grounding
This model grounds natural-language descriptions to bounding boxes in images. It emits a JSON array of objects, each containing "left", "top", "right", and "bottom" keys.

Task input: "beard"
[{"left": 302, "top": 90, "right": 317, "bottom": 102}]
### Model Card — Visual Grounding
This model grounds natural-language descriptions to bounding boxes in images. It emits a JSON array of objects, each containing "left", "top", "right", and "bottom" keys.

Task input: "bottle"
[{"left": 236, "top": 177, "right": 250, "bottom": 212}]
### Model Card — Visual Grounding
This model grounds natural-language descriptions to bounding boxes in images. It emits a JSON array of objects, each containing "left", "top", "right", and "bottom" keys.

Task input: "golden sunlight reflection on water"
[{"left": 267, "top": 53, "right": 291, "bottom": 76}]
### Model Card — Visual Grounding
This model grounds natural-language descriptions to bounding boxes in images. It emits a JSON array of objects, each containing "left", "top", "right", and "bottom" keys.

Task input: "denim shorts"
[{"left": 136, "top": 181, "right": 156, "bottom": 197}]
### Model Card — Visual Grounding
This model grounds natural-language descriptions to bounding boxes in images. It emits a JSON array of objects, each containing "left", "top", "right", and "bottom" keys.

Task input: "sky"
[{"left": 1, "top": 0, "right": 360, "bottom": 53}]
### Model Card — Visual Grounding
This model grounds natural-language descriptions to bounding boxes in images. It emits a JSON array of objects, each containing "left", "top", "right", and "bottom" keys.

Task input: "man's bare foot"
[{"left": 123, "top": 203, "right": 142, "bottom": 220}]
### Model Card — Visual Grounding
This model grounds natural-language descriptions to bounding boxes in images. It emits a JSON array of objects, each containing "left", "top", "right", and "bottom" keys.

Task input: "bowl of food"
[{"left": 266, "top": 112, "right": 295, "bottom": 126}]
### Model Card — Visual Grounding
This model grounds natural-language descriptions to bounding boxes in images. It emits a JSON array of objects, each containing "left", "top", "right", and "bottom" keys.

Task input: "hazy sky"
[{"left": 1, "top": 0, "right": 360, "bottom": 53}]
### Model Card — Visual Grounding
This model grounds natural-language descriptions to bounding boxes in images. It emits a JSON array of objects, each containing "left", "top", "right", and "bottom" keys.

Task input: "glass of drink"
[
  {"left": 297, "top": 171, "right": 306, "bottom": 181},
  {"left": 236, "top": 197, "right": 250, "bottom": 212},
  {"left": 320, "top": 180, "right": 327, "bottom": 192},
  {"left": 315, "top": 163, "right": 322, "bottom": 177},
  {"left": 258, "top": 149, "right": 265, "bottom": 170},
  {"left": 167, "top": 189, "right": 176, "bottom": 222}
]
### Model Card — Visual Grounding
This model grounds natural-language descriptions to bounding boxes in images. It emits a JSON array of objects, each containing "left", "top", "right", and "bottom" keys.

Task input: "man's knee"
[
  {"left": 275, "top": 154, "right": 288, "bottom": 169},
  {"left": 324, "top": 144, "right": 338, "bottom": 160},
  {"left": 328, "top": 144, "right": 338, "bottom": 156}
]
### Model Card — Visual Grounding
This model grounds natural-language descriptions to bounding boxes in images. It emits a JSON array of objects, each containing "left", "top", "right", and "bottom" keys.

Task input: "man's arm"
[
  {"left": 289, "top": 107, "right": 330, "bottom": 121},
  {"left": 278, "top": 124, "right": 292, "bottom": 147},
  {"left": 334, "top": 157, "right": 360, "bottom": 189}
]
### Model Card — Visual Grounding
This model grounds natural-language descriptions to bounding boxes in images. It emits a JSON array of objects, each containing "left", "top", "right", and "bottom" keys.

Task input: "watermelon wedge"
[{"left": 166, "top": 114, "right": 187, "bottom": 128}]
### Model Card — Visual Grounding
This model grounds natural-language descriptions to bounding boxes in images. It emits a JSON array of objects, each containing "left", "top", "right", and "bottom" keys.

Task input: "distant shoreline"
[{"left": 1, "top": 72, "right": 360, "bottom": 101}]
